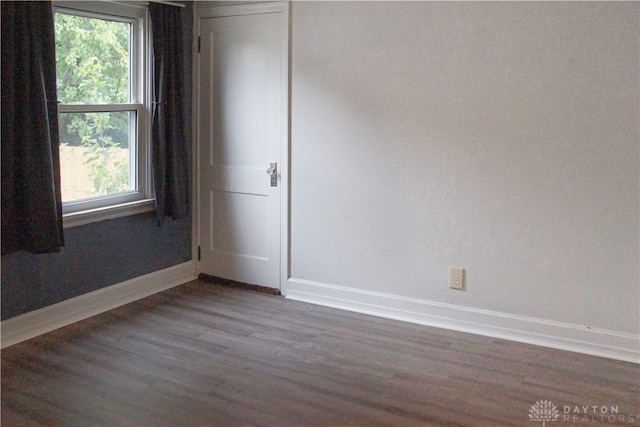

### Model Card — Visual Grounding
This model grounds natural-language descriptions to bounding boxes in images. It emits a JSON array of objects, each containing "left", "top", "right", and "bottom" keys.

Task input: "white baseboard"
[
  {"left": 1, "top": 261, "right": 197, "bottom": 349},
  {"left": 286, "top": 277, "right": 639, "bottom": 364}
]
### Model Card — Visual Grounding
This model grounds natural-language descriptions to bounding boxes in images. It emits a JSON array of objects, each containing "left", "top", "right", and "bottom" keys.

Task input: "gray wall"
[
  {"left": 290, "top": 2, "right": 639, "bottom": 334},
  {"left": 1, "top": 214, "right": 191, "bottom": 320}
]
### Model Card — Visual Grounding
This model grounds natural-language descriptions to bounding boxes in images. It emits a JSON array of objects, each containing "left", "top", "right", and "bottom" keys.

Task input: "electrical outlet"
[{"left": 449, "top": 267, "right": 464, "bottom": 290}]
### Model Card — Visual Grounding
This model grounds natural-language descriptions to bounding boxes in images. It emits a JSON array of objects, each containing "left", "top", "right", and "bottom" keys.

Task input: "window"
[{"left": 53, "top": 1, "right": 152, "bottom": 227}]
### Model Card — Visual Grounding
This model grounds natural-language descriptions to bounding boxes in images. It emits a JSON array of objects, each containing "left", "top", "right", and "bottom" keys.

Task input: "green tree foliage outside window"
[{"left": 55, "top": 12, "right": 132, "bottom": 201}]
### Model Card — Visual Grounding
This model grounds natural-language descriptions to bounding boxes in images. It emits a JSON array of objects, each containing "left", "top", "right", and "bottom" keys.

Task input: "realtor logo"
[{"left": 529, "top": 400, "right": 560, "bottom": 426}]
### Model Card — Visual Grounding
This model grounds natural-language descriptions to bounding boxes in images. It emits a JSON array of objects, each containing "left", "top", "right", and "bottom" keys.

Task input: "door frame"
[{"left": 192, "top": 2, "right": 290, "bottom": 294}]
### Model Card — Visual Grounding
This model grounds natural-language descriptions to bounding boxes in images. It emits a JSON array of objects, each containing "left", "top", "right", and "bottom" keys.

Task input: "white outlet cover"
[{"left": 449, "top": 267, "right": 464, "bottom": 290}]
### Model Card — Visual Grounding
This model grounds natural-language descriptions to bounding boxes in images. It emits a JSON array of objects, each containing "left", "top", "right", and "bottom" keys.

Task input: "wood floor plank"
[{"left": 2, "top": 280, "right": 639, "bottom": 426}]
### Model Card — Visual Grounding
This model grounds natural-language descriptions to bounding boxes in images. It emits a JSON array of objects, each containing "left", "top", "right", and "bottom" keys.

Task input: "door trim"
[{"left": 193, "top": 2, "right": 290, "bottom": 295}]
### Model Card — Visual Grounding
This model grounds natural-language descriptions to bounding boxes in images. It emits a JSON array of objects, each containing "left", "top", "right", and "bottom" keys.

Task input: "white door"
[{"left": 197, "top": 7, "right": 287, "bottom": 289}]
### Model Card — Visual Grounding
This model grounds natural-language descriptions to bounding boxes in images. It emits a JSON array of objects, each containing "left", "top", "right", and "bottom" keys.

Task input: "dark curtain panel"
[
  {"left": 1, "top": 1, "right": 64, "bottom": 255},
  {"left": 149, "top": 3, "right": 189, "bottom": 225}
]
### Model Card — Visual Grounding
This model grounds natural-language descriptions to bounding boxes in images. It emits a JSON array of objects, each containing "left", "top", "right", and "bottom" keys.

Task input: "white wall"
[{"left": 289, "top": 1, "right": 639, "bottom": 338}]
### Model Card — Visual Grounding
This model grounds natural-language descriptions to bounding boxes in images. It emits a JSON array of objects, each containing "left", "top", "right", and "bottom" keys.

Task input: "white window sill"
[{"left": 63, "top": 199, "right": 156, "bottom": 229}]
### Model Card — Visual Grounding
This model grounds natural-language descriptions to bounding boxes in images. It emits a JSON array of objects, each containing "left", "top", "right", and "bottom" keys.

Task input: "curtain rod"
[{"left": 149, "top": 0, "right": 186, "bottom": 8}]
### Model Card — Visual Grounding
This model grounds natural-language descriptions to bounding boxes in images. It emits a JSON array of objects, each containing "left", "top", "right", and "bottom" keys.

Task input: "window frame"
[{"left": 53, "top": 1, "right": 154, "bottom": 228}]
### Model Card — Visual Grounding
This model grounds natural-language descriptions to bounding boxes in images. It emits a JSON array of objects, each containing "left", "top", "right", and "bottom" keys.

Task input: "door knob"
[{"left": 266, "top": 162, "right": 277, "bottom": 187}]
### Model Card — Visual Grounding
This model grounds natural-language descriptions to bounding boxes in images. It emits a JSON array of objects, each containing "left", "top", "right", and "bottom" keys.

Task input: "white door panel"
[{"left": 197, "top": 10, "right": 286, "bottom": 288}]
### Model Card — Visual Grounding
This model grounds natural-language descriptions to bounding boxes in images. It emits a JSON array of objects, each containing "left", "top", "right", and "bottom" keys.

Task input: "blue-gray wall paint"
[{"left": 1, "top": 213, "right": 191, "bottom": 320}]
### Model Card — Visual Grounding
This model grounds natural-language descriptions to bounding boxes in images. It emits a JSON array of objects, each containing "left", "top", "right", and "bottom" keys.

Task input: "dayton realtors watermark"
[
  {"left": 563, "top": 405, "right": 638, "bottom": 424},
  {"left": 529, "top": 400, "right": 639, "bottom": 425}
]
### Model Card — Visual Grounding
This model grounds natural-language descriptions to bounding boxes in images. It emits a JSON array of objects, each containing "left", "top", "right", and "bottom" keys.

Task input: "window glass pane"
[
  {"left": 54, "top": 13, "right": 131, "bottom": 104},
  {"left": 59, "top": 112, "right": 134, "bottom": 202}
]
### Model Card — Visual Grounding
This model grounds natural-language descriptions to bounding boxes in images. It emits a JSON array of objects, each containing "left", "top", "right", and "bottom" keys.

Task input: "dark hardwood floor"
[{"left": 2, "top": 280, "right": 638, "bottom": 426}]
